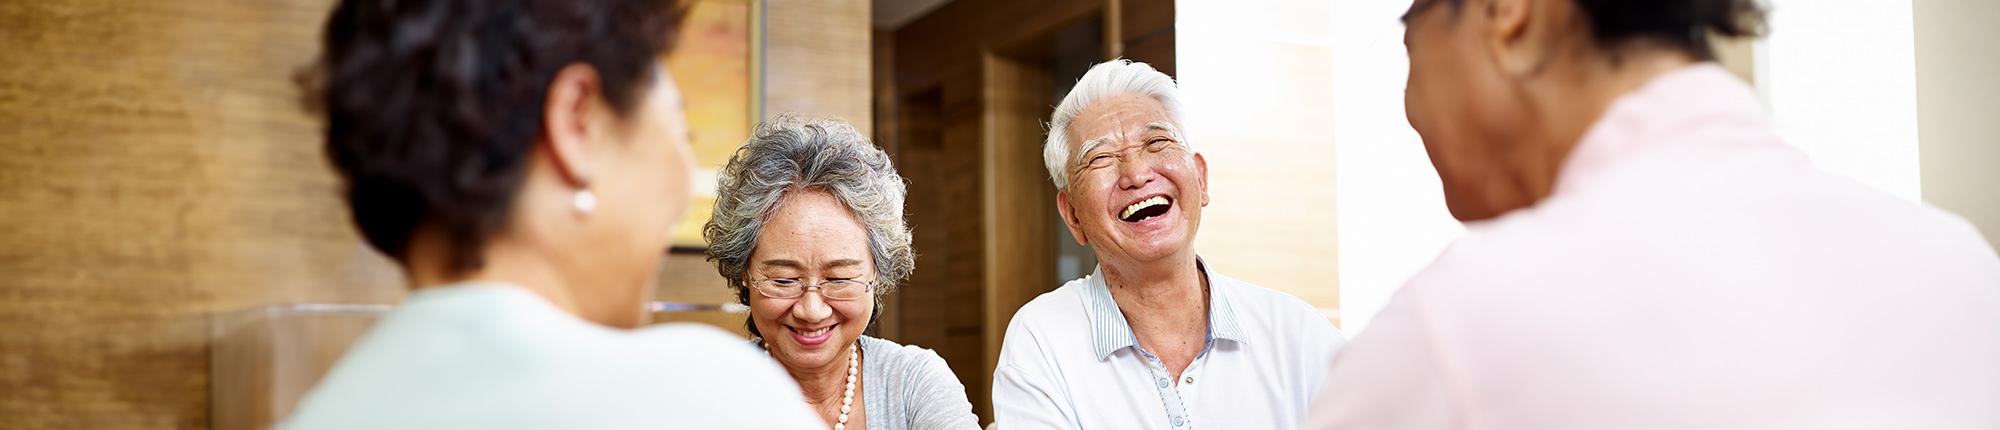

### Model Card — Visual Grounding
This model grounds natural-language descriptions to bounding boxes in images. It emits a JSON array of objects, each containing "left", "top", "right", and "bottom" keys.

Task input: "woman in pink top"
[{"left": 1307, "top": 0, "right": 2000, "bottom": 428}]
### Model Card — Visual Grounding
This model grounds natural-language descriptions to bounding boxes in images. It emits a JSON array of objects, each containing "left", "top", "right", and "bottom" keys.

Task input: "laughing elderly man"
[{"left": 991, "top": 59, "right": 1346, "bottom": 430}]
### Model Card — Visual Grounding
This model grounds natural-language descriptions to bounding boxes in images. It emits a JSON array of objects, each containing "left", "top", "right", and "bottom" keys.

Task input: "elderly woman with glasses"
[{"left": 703, "top": 116, "right": 979, "bottom": 430}]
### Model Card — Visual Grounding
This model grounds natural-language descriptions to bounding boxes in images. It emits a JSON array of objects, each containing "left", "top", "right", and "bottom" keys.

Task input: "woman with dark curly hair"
[{"left": 283, "top": 1, "right": 819, "bottom": 428}]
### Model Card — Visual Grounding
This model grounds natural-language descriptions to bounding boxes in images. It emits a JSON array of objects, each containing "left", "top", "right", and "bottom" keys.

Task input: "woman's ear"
[
  {"left": 1482, "top": 0, "right": 1546, "bottom": 79},
  {"left": 541, "top": 64, "right": 605, "bottom": 189}
]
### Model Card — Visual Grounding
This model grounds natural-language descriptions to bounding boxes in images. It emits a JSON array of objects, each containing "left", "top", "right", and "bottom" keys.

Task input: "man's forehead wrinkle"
[
  {"left": 1074, "top": 112, "right": 1129, "bottom": 153},
  {"left": 1145, "top": 121, "right": 1183, "bottom": 140},
  {"left": 1069, "top": 96, "right": 1176, "bottom": 166},
  {"left": 1076, "top": 135, "right": 1115, "bottom": 162}
]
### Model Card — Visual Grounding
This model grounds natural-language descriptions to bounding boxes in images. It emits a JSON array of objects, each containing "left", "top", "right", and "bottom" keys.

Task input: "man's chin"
[{"left": 1103, "top": 233, "right": 1194, "bottom": 264}]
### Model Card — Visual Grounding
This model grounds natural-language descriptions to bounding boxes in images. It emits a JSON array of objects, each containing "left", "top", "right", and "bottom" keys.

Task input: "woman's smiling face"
[{"left": 745, "top": 189, "right": 876, "bottom": 370}]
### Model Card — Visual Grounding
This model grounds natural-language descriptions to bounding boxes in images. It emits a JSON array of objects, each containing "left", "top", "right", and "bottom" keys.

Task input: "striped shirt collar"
[{"left": 1083, "top": 257, "right": 1248, "bottom": 360}]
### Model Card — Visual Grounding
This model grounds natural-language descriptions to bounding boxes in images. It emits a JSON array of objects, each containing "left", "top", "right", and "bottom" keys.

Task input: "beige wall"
[
  {"left": 764, "top": 0, "right": 873, "bottom": 131},
  {"left": 0, "top": 1, "right": 405, "bottom": 427},
  {"left": 1177, "top": 0, "right": 1341, "bottom": 323},
  {"left": 1914, "top": 0, "right": 2000, "bottom": 248}
]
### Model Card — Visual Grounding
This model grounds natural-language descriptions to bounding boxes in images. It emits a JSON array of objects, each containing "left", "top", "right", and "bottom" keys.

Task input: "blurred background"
[{"left": 1, "top": 0, "right": 1994, "bottom": 427}]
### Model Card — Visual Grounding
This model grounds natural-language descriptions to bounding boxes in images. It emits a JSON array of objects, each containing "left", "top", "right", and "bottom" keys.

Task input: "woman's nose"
[{"left": 790, "top": 290, "right": 834, "bottom": 322}]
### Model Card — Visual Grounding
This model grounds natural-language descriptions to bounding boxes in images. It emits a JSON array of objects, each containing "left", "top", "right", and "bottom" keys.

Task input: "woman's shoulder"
[
  {"left": 860, "top": 336, "right": 941, "bottom": 360},
  {"left": 859, "top": 336, "right": 980, "bottom": 429},
  {"left": 860, "top": 336, "right": 957, "bottom": 380}
]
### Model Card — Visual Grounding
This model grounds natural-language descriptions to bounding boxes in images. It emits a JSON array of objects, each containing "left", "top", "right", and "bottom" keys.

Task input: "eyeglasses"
[{"left": 749, "top": 277, "right": 877, "bottom": 301}]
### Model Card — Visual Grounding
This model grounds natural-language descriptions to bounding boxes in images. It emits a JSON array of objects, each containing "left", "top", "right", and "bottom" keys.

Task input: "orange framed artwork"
[{"left": 664, "top": 0, "right": 760, "bottom": 250}]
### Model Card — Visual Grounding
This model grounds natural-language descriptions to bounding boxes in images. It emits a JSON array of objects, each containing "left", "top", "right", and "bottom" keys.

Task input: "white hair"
[{"left": 1042, "top": 59, "right": 1191, "bottom": 190}]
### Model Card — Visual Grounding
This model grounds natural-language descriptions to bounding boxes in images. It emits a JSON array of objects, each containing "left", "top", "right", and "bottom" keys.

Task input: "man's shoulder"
[
  {"left": 1006, "top": 277, "right": 1093, "bottom": 331},
  {"left": 1211, "top": 273, "right": 1343, "bottom": 342},
  {"left": 1211, "top": 271, "right": 1328, "bottom": 321},
  {"left": 996, "top": 277, "right": 1097, "bottom": 361}
]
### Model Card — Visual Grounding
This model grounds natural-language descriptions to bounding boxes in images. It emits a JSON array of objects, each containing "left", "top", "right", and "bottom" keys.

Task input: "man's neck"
[
  {"left": 1099, "top": 254, "right": 1209, "bottom": 380},
  {"left": 1100, "top": 255, "right": 1206, "bottom": 313}
]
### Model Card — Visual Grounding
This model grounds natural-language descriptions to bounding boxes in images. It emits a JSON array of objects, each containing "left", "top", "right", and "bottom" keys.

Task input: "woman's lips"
[{"left": 788, "top": 324, "right": 835, "bottom": 346}]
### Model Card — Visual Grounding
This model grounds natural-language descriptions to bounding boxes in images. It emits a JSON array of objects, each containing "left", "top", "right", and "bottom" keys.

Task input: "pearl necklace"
[
  {"left": 835, "top": 342, "right": 858, "bottom": 430},
  {"left": 764, "top": 341, "right": 860, "bottom": 430}
]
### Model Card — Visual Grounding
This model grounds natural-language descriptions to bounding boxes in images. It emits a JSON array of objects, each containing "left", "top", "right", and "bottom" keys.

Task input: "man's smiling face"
[{"left": 1057, "top": 93, "right": 1210, "bottom": 266}]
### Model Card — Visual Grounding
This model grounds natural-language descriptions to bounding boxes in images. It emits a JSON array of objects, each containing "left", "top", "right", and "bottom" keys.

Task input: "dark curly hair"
[
  {"left": 1422, "top": 0, "right": 1766, "bottom": 61},
  {"left": 304, "top": 0, "right": 686, "bottom": 272}
]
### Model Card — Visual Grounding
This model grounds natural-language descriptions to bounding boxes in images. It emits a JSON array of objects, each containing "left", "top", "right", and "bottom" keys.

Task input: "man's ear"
[
  {"left": 541, "top": 63, "right": 604, "bottom": 189},
  {"left": 1482, "top": 0, "right": 1544, "bottom": 79},
  {"left": 1193, "top": 152, "right": 1211, "bottom": 207},
  {"left": 1055, "top": 190, "right": 1089, "bottom": 246}
]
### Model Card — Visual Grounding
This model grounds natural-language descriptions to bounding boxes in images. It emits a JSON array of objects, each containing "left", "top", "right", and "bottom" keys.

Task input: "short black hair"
[
  {"left": 1570, "top": 0, "right": 1765, "bottom": 60},
  {"left": 1416, "top": 0, "right": 1767, "bottom": 61},
  {"left": 303, "top": 0, "right": 686, "bottom": 272}
]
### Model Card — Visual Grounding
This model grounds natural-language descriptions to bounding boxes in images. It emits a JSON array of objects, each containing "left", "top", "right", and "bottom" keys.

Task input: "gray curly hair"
[{"left": 703, "top": 115, "right": 914, "bottom": 312}]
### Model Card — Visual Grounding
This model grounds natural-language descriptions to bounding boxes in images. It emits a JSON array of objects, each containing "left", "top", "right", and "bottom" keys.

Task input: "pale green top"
[{"left": 284, "top": 283, "right": 821, "bottom": 429}]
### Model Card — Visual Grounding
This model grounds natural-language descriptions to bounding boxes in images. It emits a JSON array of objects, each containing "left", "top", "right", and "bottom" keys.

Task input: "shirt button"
[
  {"left": 1173, "top": 416, "right": 1186, "bottom": 427},
  {"left": 1156, "top": 378, "right": 1169, "bottom": 389},
  {"left": 1184, "top": 376, "right": 1195, "bottom": 384}
]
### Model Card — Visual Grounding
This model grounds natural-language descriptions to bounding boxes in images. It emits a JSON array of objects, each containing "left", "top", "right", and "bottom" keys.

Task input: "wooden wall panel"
[
  {"left": 886, "top": 74, "right": 991, "bottom": 421},
  {"left": 1119, "top": 0, "right": 1176, "bottom": 77},
  {"left": 0, "top": 0, "right": 405, "bottom": 427},
  {"left": 763, "top": 0, "right": 873, "bottom": 131},
  {"left": 651, "top": 253, "right": 751, "bottom": 337},
  {"left": 978, "top": 52, "right": 1056, "bottom": 423},
  {"left": 891, "top": 0, "right": 1101, "bottom": 93}
]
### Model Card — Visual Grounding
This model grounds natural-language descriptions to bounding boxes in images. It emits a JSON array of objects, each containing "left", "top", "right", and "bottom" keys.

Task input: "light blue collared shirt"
[{"left": 994, "top": 259, "right": 1346, "bottom": 429}]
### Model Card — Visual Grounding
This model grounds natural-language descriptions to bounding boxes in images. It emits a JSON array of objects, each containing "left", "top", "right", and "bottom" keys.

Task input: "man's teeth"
[{"left": 1122, "top": 196, "right": 1171, "bottom": 220}]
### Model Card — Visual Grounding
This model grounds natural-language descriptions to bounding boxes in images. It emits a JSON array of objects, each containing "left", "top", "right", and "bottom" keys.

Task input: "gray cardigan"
[
  {"left": 756, "top": 335, "right": 980, "bottom": 430},
  {"left": 857, "top": 335, "right": 981, "bottom": 430}
]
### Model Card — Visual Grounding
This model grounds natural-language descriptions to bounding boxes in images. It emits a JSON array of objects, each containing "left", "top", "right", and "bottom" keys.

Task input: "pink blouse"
[{"left": 1306, "top": 64, "right": 2000, "bottom": 429}]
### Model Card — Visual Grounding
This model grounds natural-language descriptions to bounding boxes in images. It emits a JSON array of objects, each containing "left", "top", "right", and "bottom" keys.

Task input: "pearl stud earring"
[{"left": 573, "top": 189, "right": 597, "bottom": 214}]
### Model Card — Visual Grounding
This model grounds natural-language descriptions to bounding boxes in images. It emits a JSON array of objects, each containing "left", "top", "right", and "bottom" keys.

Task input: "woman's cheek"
[
  {"left": 842, "top": 300, "right": 874, "bottom": 331},
  {"left": 748, "top": 295, "right": 783, "bottom": 334}
]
